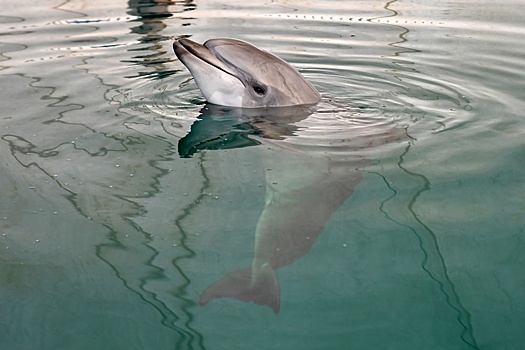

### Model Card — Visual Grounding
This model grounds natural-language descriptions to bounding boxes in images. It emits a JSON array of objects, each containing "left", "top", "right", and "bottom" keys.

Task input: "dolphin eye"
[{"left": 252, "top": 83, "right": 267, "bottom": 96}]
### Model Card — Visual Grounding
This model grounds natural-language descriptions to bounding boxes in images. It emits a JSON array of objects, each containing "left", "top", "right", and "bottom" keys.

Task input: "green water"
[{"left": 1, "top": 0, "right": 524, "bottom": 349}]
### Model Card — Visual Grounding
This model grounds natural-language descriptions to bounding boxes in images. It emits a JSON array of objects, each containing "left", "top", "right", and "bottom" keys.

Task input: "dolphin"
[
  {"left": 172, "top": 38, "right": 321, "bottom": 108},
  {"left": 173, "top": 38, "right": 405, "bottom": 313}
]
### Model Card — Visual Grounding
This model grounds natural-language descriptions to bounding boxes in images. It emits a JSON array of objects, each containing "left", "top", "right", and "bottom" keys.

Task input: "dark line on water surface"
[
  {"left": 369, "top": 142, "right": 479, "bottom": 349},
  {"left": 171, "top": 151, "right": 209, "bottom": 350},
  {"left": 371, "top": 1, "right": 479, "bottom": 347},
  {"left": 2, "top": 131, "right": 201, "bottom": 345}
]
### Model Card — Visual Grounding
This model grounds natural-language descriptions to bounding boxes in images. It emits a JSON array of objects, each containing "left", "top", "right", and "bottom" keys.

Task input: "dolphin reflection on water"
[{"left": 174, "top": 38, "right": 404, "bottom": 313}]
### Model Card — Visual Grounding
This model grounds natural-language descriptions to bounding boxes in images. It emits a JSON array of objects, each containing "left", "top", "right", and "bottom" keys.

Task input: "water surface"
[{"left": 1, "top": 0, "right": 524, "bottom": 349}]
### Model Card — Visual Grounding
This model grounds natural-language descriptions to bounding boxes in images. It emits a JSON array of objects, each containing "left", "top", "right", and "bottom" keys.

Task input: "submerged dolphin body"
[
  {"left": 184, "top": 105, "right": 359, "bottom": 313},
  {"left": 179, "top": 105, "right": 404, "bottom": 313},
  {"left": 173, "top": 38, "right": 321, "bottom": 108}
]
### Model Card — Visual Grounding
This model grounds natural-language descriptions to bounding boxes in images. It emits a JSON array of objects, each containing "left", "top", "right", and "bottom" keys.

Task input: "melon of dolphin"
[{"left": 173, "top": 38, "right": 321, "bottom": 108}]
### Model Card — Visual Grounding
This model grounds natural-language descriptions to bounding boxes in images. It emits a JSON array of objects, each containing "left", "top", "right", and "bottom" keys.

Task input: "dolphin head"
[{"left": 173, "top": 38, "right": 321, "bottom": 108}]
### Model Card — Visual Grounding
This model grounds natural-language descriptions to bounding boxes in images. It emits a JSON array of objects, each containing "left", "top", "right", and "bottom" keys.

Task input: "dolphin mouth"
[{"left": 173, "top": 38, "right": 244, "bottom": 86}]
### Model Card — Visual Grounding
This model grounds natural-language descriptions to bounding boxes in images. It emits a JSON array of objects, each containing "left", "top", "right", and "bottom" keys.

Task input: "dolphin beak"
[{"left": 173, "top": 38, "right": 241, "bottom": 84}]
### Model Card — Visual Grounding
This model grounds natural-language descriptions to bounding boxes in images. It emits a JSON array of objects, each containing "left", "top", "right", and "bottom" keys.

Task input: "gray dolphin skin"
[{"left": 173, "top": 38, "right": 321, "bottom": 108}]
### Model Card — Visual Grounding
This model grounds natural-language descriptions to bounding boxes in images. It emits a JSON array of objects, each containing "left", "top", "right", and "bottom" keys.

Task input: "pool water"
[{"left": 1, "top": 0, "right": 524, "bottom": 349}]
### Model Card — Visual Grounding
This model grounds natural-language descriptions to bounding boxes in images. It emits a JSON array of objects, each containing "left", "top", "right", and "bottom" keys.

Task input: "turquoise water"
[{"left": 1, "top": 0, "right": 524, "bottom": 349}]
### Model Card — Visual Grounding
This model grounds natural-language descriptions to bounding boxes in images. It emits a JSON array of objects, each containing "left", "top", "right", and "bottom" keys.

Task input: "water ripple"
[{"left": 2, "top": 0, "right": 524, "bottom": 349}]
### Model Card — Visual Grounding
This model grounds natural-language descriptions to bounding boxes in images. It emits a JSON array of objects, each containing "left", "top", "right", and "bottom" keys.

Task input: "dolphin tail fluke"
[{"left": 199, "top": 266, "right": 280, "bottom": 313}]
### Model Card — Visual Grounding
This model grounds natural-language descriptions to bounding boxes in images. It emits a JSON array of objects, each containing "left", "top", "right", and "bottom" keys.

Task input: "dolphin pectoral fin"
[{"left": 199, "top": 265, "right": 281, "bottom": 313}]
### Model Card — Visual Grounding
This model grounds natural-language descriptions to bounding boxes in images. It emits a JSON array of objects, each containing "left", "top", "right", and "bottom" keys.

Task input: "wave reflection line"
[{"left": 370, "top": 142, "right": 479, "bottom": 349}]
